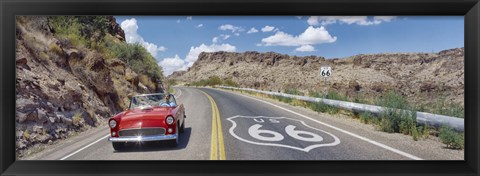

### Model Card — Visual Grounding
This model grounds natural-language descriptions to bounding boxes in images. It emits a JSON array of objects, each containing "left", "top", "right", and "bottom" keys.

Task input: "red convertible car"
[{"left": 108, "top": 93, "right": 186, "bottom": 150}]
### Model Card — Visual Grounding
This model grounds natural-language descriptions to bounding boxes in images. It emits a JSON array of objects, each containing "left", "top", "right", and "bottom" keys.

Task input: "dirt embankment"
[{"left": 15, "top": 16, "right": 164, "bottom": 158}]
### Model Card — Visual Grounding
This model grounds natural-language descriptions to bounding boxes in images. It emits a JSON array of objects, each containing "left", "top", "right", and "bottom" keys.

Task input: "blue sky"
[{"left": 114, "top": 16, "right": 464, "bottom": 76}]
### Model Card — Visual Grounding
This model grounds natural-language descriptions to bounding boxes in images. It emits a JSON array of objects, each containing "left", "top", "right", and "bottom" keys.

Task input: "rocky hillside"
[
  {"left": 170, "top": 48, "right": 464, "bottom": 109},
  {"left": 15, "top": 16, "right": 164, "bottom": 158}
]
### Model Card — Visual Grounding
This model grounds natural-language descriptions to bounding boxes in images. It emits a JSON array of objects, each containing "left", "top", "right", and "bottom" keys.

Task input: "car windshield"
[{"left": 129, "top": 94, "right": 172, "bottom": 110}]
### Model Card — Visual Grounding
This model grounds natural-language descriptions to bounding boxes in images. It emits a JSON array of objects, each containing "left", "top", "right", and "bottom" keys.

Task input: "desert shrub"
[
  {"left": 285, "top": 89, "right": 303, "bottom": 96},
  {"left": 308, "top": 91, "right": 323, "bottom": 98},
  {"left": 359, "top": 112, "right": 375, "bottom": 124},
  {"left": 308, "top": 90, "right": 347, "bottom": 101},
  {"left": 353, "top": 92, "right": 369, "bottom": 104},
  {"left": 167, "top": 79, "right": 178, "bottom": 86},
  {"left": 49, "top": 16, "right": 164, "bottom": 84},
  {"left": 377, "top": 108, "right": 416, "bottom": 134},
  {"left": 439, "top": 126, "right": 464, "bottom": 149},
  {"left": 49, "top": 43, "right": 63, "bottom": 55},
  {"left": 190, "top": 76, "right": 224, "bottom": 87},
  {"left": 273, "top": 95, "right": 293, "bottom": 104},
  {"left": 223, "top": 79, "right": 238, "bottom": 87},
  {"left": 72, "top": 111, "right": 83, "bottom": 127},
  {"left": 207, "top": 76, "right": 223, "bottom": 86},
  {"left": 375, "top": 91, "right": 410, "bottom": 110},
  {"left": 139, "top": 74, "right": 156, "bottom": 90},
  {"left": 326, "top": 91, "right": 348, "bottom": 101},
  {"left": 307, "top": 101, "right": 338, "bottom": 114},
  {"left": 23, "top": 130, "right": 31, "bottom": 141},
  {"left": 48, "top": 16, "right": 88, "bottom": 47},
  {"left": 431, "top": 99, "right": 464, "bottom": 118},
  {"left": 290, "top": 99, "right": 308, "bottom": 108},
  {"left": 49, "top": 16, "right": 110, "bottom": 47},
  {"left": 109, "top": 42, "right": 163, "bottom": 81}
]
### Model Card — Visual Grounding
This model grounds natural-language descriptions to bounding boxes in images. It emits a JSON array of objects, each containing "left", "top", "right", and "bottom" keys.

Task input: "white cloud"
[
  {"left": 176, "top": 19, "right": 181, "bottom": 23},
  {"left": 185, "top": 43, "right": 236, "bottom": 67},
  {"left": 307, "top": 16, "right": 397, "bottom": 26},
  {"left": 212, "top": 34, "right": 231, "bottom": 43},
  {"left": 234, "top": 33, "right": 240, "bottom": 36},
  {"left": 261, "top": 25, "right": 276, "bottom": 32},
  {"left": 186, "top": 16, "right": 193, "bottom": 20},
  {"left": 296, "top": 16, "right": 303, "bottom": 19},
  {"left": 212, "top": 37, "right": 219, "bottom": 43},
  {"left": 261, "top": 26, "right": 337, "bottom": 47},
  {"left": 196, "top": 24, "right": 204, "bottom": 28},
  {"left": 247, "top": 27, "right": 259, "bottom": 34},
  {"left": 373, "top": 16, "right": 396, "bottom": 22},
  {"left": 120, "top": 18, "right": 167, "bottom": 58},
  {"left": 158, "top": 43, "right": 236, "bottom": 76},
  {"left": 158, "top": 55, "right": 187, "bottom": 76},
  {"left": 295, "top": 45, "right": 315, "bottom": 52},
  {"left": 218, "top": 24, "right": 244, "bottom": 33},
  {"left": 221, "top": 34, "right": 231, "bottom": 40}
]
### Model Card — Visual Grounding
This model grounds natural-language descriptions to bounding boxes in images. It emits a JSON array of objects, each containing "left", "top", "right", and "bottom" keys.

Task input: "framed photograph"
[{"left": 1, "top": 0, "right": 479, "bottom": 175}]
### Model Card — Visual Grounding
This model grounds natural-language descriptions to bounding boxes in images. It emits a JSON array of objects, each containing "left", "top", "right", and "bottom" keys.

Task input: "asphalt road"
[{"left": 28, "top": 87, "right": 462, "bottom": 160}]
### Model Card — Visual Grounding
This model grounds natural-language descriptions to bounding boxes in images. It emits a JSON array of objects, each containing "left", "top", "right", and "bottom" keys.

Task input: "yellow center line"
[
  {"left": 212, "top": 97, "right": 226, "bottom": 160},
  {"left": 202, "top": 91, "right": 226, "bottom": 160}
]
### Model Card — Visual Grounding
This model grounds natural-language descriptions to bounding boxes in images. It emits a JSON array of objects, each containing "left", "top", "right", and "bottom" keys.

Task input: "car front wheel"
[
  {"left": 179, "top": 119, "right": 185, "bottom": 133},
  {"left": 112, "top": 142, "right": 125, "bottom": 151},
  {"left": 169, "top": 124, "right": 179, "bottom": 147}
]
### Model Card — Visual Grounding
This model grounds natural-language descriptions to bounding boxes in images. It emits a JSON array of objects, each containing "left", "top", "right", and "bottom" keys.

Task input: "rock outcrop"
[
  {"left": 15, "top": 16, "right": 161, "bottom": 158},
  {"left": 170, "top": 48, "right": 464, "bottom": 107}
]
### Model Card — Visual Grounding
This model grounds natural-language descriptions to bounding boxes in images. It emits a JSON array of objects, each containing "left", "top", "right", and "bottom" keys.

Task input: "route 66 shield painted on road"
[{"left": 227, "top": 115, "right": 341, "bottom": 152}]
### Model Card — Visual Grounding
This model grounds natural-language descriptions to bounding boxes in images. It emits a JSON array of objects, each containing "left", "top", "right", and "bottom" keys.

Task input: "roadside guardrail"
[{"left": 217, "top": 86, "right": 464, "bottom": 132}]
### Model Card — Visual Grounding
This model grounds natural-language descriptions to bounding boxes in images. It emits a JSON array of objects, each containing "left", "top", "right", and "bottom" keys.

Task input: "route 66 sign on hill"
[
  {"left": 320, "top": 67, "right": 332, "bottom": 77},
  {"left": 227, "top": 115, "right": 340, "bottom": 152}
]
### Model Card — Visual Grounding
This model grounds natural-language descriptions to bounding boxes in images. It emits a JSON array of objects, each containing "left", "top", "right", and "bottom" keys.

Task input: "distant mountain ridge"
[{"left": 169, "top": 48, "right": 464, "bottom": 107}]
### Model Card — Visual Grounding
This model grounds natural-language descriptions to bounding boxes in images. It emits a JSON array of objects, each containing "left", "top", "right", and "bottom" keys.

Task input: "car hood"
[{"left": 118, "top": 107, "right": 172, "bottom": 130}]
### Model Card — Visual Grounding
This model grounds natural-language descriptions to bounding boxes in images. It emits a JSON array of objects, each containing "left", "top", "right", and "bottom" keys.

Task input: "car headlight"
[
  {"left": 166, "top": 116, "right": 174, "bottom": 125},
  {"left": 109, "top": 120, "right": 117, "bottom": 128}
]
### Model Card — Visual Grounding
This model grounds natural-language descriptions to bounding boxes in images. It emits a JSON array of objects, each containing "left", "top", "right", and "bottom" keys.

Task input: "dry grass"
[
  {"left": 49, "top": 43, "right": 63, "bottom": 55},
  {"left": 72, "top": 111, "right": 83, "bottom": 127},
  {"left": 23, "top": 130, "right": 31, "bottom": 141},
  {"left": 139, "top": 74, "right": 156, "bottom": 91}
]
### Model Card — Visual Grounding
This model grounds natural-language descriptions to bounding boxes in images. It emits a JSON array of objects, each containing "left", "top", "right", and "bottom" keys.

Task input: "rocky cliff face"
[
  {"left": 15, "top": 16, "right": 160, "bottom": 158},
  {"left": 170, "top": 48, "right": 464, "bottom": 107}
]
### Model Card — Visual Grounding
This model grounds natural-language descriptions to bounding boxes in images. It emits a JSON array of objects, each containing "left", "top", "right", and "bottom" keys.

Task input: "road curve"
[{"left": 28, "top": 87, "right": 462, "bottom": 160}]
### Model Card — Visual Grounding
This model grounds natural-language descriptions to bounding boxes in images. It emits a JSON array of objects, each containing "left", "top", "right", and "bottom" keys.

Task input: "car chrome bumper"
[{"left": 108, "top": 134, "right": 177, "bottom": 142}]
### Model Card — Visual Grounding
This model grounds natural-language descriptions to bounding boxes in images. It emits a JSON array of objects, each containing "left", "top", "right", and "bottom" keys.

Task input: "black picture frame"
[{"left": 1, "top": 0, "right": 479, "bottom": 175}]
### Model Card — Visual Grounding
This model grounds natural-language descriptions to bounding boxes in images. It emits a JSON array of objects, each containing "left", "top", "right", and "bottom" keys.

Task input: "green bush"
[
  {"left": 285, "top": 89, "right": 303, "bottom": 96},
  {"left": 223, "top": 79, "right": 238, "bottom": 87},
  {"left": 439, "top": 126, "right": 464, "bottom": 149},
  {"left": 190, "top": 76, "right": 232, "bottom": 87},
  {"left": 272, "top": 95, "right": 293, "bottom": 104},
  {"left": 307, "top": 90, "right": 348, "bottom": 101},
  {"left": 377, "top": 108, "right": 416, "bottom": 134},
  {"left": 359, "top": 112, "right": 375, "bottom": 124},
  {"left": 308, "top": 91, "right": 323, "bottom": 98},
  {"left": 431, "top": 99, "right": 464, "bottom": 118},
  {"left": 375, "top": 91, "right": 410, "bottom": 110},
  {"left": 326, "top": 91, "right": 348, "bottom": 101},
  {"left": 49, "top": 16, "right": 88, "bottom": 47},
  {"left": 108, "top": 42, "right": 163, "bottom": 80},
  {"left": 306, "top": 101, "right": 339, "bottom": 114}
]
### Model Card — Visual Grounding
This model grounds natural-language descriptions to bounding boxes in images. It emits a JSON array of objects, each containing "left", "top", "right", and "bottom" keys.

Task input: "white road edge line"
[
  {"left": 219, "top": 88, "right": 423, "bottom": 160},
  {"left": 59, "top": 134, "right": 110, "bottom": 160},
  {"left": 174, "top": 87, "right": 183, "bottom": 99}
]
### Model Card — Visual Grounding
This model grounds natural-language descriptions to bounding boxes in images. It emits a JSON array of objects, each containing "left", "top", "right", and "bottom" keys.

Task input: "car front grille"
[{"left": 119, "top": 128, "right": 166, "bottom": 137}]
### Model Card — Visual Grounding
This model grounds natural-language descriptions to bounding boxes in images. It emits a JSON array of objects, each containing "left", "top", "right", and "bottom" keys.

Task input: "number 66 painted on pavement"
[{"left": 248, "top": 124, "right": 323, "bottom": 142}]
